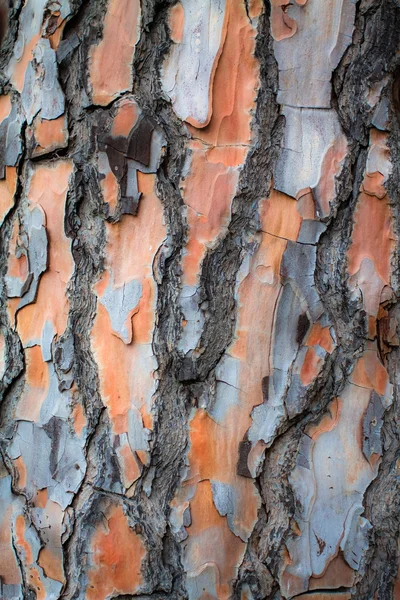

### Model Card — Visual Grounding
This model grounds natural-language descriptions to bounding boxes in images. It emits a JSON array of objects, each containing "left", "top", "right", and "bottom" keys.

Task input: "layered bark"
[{"left": 0, "top": 0, "right": 399, "bottom": 599}]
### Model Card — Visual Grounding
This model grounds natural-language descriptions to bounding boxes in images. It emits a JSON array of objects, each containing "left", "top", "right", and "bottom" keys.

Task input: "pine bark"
[{"left": 0, "top": 0, "right": 399, "bottom": 599}]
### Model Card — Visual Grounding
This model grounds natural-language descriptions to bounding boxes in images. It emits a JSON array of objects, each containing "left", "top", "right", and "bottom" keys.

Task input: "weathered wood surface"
[{"left": 0, "top": 0, "right": 399, "bottom": 598}]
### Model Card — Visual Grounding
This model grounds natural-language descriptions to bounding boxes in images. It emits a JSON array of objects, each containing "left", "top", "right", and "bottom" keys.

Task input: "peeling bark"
[{"left": 0, "top": 0, "right": 399, "bottom": 599}]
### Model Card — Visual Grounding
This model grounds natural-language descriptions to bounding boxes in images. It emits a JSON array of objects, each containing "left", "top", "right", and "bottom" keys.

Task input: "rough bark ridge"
[{"left": 0, "top": 0, "right": 399, "bottom": 599}]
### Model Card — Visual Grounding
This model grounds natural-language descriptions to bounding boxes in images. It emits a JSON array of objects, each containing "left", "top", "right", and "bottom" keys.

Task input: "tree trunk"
[{"left": 0, "top": 0, "right": 399, "bottom": 598}]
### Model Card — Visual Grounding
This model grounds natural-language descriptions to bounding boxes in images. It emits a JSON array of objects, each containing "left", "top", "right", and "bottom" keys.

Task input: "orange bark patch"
[
  {"left": 347, "top": 191, "right": 394, "bottom": 283},
  {"left": 0, "top": 167, "right": 18, "bottom": 224},
  {"left": 181, "top": 142, "right": 238, "bottom": 286},
  {"left": 38, "top": 546, "right": 64, "bottom": 583},
  {"left": 34, "top": 488, "right": 49, "bottom": 509},
  {"left": 72, "top": 402, "right": 87, "bottom": 437},
  {"left": 13, "top": 456, "right": 27, "bottom": 489},
  {"left": 169, "top": 2, "right": 185, "bottom": 43},
  {"left": 300, "top": 347, "right": 323, "bottom": 386},
  {"left": 48, "top": 16, "right": 69, "bottom": 50},
  {"left": 351, "top": 348, "right": 388, "bottom": 396},
  {"left": 16, "top": 346, "right": 49, "bottom": 422},
  {"left": 296, "top": 189, "right": 316, "bottom": 219},
  {"left": 188, "top": 409, "right": 241, "bottom": 483},
  {"left": 362, "top": 171, "right": 386, "bottom": 199},
  {"left": 91, "top": 303, "right": 131, "bottom": 428},
  {"left": 111, "top": 98, "right": 140, "bottom": 137},
  {"left": 12, "top": 35, "right": 41, "bottom": 92},
  {"left": 248, "top": 0, "right": 264, "bottom": 19},
  {"left": 0, "top": 94, "right": 12, "bottom": 121},
  {"left": 117, "top": 442, "right": 141, "bottom": 488},
  {"left": 0, "top": 505, "right": 22, "bottom": 585},
  {"left": 131, "top": 277, "right": 154, "bottom": 344},
  {"left": 89, "top": 0, "right": 141, "bottom": 106},
  {"left": 91, "top": 174, "right": 164, "bottom": 446},
  {"left": 135, "top": 449, "right": 149, "bottom": 467},
  {"left": 184, "top": 480, "right": 246, "bottom": 600},
  {"left": 310, "top": 552, "right": 355, "bottom": 590},
  {"left": 270, "top": 0, "right": 298, "bottom": 41},
  {"left": 260, "top": 189, "right": 302, "bottom": 241},
  {"left": 231, "top": 231, "right": 285, "bottom": 362},
  {"left": 86, "top": 504, "right": 145, "bottom": 600},
  {"left": 140, "top": 405, "right": 153, "bottom": 430},
  {"left": 15, "top": 514, "right": 48, "bottom": 599},
  {"left": 189, "top": 0, "right": 259, "bottom": 146},
  {"left": 100, "top": 170, "right": 119, "bottom": 212},
  {"left": 12, "top": 162, "right": 73, "bottom": 345},
  {"left": 103, "top": 177, "right": 164, "bottom": 286},
  {"left": 33, "top": 115, "right": 68, "bottom": 156},
  {"left": 307, "top": 323, "right": 334, "bottom": 353},
  {"left": 316, "top": 137, "right": 348, "bottom": 217},
  {"left": 187, "top": 408, "right": 259, "bottom": 535},
  {"left": 307, "top": 398, "right": 342, "bottom": 440},
  {"left": 206, "top": 145, "right": 248, "bottom": 168}
]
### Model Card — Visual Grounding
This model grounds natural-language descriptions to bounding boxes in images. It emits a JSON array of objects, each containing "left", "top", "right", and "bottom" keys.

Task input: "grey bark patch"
[
  {"left": 127, "top": 407, "right": 150, "bottom": 454},
  {"left": 6, "top": 205, "right": 49, "bottom": 313},
  {"left": 41, "top": 320, "right": 55, "bottom": 362},
  {"left": 43, "top": 416, "right": 86, "bottom": 502},
  {"left": 281, "top": 242, "right": 323, "bottom": 321},
  {"left": 372, "top": 97, "right": 390, "bottom": 131},
  {"left": 341, "top": 505, "right": 372, "bottom": 571},
  {"left": 9, "top": 421, "right": 53, "bottom": 492},
  {"left": 363, "top": 390, "right": 385, "bottom": 463},
  {"left": 127, "top": 116, "right": 154, "bottom": 166},
  {"left": 0, "top": 103, "right": 23, "bottom": 178},
  {"left": 237, "top": 440, "right": 252, "bottom": 478},
  {"left": 98, "top": 274, "right": 142, "bottom": 344},
  {"left": 21, "top": 38, "right": 65, "bottom": 124},
  {"left": 284, "top": 373, "right": 308, "bottom": 419},
  {"left": 54, "top": 332, "right": 75, "bottom": 391},
  {"left": 57, "top": 32, "right": 80, "bottom": 63},
  {"left": 186, "top": 564, "right": 218, "bottom": 600},
  {"left": 297, "top": 220, "right": 327, "bottom": 245}
]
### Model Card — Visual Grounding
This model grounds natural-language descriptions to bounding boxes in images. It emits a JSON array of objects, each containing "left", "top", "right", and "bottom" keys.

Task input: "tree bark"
[{"left": 0, "top": 0, "right": 399, "bottom": 599}]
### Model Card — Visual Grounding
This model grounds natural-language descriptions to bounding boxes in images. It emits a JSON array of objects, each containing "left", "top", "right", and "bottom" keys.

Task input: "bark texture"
[{"left": 0, "top": 0, "right": 399, "bottom": 599}]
